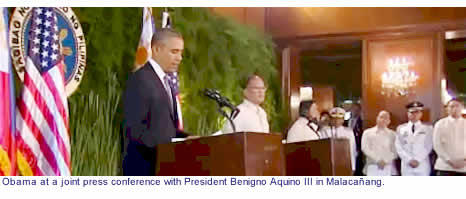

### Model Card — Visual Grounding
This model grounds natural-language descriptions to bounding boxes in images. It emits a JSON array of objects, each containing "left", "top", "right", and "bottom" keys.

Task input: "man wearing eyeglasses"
[
  {"left": 222, "top": 74, "right": 269, "bottom": 134},
  {"left": 395, "top": 101, "right": 433, "bottom": 176}
]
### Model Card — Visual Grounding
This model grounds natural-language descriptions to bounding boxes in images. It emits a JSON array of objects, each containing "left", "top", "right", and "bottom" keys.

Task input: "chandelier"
[{"left": 381, "top": 56, "right": 419, "bottom": 97}]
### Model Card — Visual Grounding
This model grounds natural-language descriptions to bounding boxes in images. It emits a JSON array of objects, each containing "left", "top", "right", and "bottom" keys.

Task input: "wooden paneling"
[
  {"left": 362, "top": 34, "right": 443, "bottom": 129},
  {"left": 156, "top": 132, "right": 285, "bottom": 176},
  {"left": 281, "top": 46, "right": 301, "bottom": 123},
  {"left": 245, "top": 7, "right": 266, "bottom": 32},
  {"left": 267, "top": 7, "right": 466, "bottom": 39},
  {"left": 285, "top": 138, "right": 352, "bottom": 176},
  {"left": 210, "top": 7, "right": 246, "bottom": 23},
  {"left": 210, "top": 7, "right": 266, "bottom": 32}
]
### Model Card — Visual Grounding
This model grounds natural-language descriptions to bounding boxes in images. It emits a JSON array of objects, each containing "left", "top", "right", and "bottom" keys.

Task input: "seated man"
[
  {"left": 287, "top": 100, "right": 323, "bottom": 143},
  {"left": 222, "top": 75, "right": 269, "bottom": 134}
]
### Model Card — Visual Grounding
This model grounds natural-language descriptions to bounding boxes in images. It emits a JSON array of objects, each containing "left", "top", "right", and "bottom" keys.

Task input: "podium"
[
  {"left": 156, "top": 132, "right": 285, "bottom": 176},
  {"left": 285, "top": 138, "right": 352, "bottom": 176}
]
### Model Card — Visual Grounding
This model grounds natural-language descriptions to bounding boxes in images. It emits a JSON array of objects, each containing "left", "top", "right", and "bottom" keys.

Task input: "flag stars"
[
  {"left": 29, "top": 8, "right": 62, "bottom": 69},
  {"left": 41, "top": 50, "right": 49, "bottom": 58},
  {"left": 44, "top": 20, "right": 51, "bottom": 28},
  {"left": 53, "top": 45, "right": 60, "bottom": 54},
  {"left": 43, "top": 31, "right": 50, "bottom": 38},
  {"left": 51, "top": 53, "right": 58, "bottom": 61},
  {"left": 33, "top": 37, "right": 40, "bottom": 45},
  {"left": 45, "top": 10, "right": 53, "bottom": 18},
  {"left": 41, "top": 60, "right": 48, "bottom": 67},
  {"left": 52, "top": 43, "right": 59, "bottom": 51},
  {"left": 42, "top": 40, "right": 50, "bottom": 48},
  {"left": 34, "top": 28, "right": 42, "bottom": 35},
  {"left": 32, "top": 47, "right": 39, "bottom": 55},
  {"left": 35, "top": 8, "right": 43, "bottom": 15},
  {"left": 35, "top": 18, "right": 43, "bottom": 25}
]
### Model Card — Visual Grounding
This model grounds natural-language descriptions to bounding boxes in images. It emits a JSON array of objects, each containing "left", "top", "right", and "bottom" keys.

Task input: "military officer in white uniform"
[
  {"left": 287, "top": 100, "right": 323, "bottom": 143},
  {"left": 322, "top": 107, "right": 357, "bottom": 172},
  {"left": 395, "top": 101, "right": 433, "bottom": 176},
  {"left": 222, "top": 75, "right": 269, "bottom": 134}
]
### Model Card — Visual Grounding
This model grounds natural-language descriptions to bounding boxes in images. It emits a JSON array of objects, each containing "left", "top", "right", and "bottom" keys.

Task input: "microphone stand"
[
  {"left": 328, "top": 122, "right": 336, "bottom": 139},
  {"left": 203, "top": 89, "right": 238, "bottom": 133},
  {"left": 217, "top": 105, "right": 236, "bottom": 133}
]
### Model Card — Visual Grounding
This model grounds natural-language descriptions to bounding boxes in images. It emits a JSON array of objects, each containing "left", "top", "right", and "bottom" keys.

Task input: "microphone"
[
  {"left": 204, "top": 89, "right": 240, "bottom": 132},
  {"left": 203, "top": 89, "right": 239, "bottom": 112}
]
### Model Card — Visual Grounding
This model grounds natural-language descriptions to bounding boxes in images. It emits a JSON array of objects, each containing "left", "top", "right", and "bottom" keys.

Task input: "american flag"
[
  {"left": 167, "top": 72, "right": 183, "bottom": 130},
  {"left": 15, "top": 8, "right": 70, "bottom": 176}
]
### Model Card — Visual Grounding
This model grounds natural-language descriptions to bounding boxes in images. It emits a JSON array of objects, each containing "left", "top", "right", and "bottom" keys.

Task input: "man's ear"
[{"left": 152, "top": 45, "right": 159, "bottom": 54}]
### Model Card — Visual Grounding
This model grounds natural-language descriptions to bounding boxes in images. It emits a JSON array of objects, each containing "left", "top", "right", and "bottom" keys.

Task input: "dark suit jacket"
[
  {"left": 122, "top": 62, "right": 184, "bottom": 176},
  {"left": 345, "top": 116, "right": 363, "bottom": 151}
]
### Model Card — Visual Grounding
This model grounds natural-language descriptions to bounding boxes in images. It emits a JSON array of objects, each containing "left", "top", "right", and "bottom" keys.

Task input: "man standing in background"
[
  {"left": 395, "top": 101, "right": 433, "bottom": 176},
  {"left": 347, "top": 103, "right": 364, "bottom": 175},
  {"left": 222, "top": 75, "right": 269, "bottom": 134},
  {"left": 433, "top": 99, "right": 465, "bottom": 176},
  {"left": 362, "top": 111, "right": 398, "bottom": 176}
]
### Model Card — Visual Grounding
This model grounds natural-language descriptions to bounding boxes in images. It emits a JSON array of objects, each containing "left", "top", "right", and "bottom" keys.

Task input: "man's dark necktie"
[
  {"left": 412, "top": 124, "right": 415, "bottom": 134},
  {"left": 163, "top": 75, "right": 178, "bottom": 128}
]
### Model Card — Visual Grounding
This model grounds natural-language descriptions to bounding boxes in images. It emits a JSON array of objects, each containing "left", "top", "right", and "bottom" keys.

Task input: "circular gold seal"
[{"left": 9, "top": 7, "right": 86, "bottom": 97}]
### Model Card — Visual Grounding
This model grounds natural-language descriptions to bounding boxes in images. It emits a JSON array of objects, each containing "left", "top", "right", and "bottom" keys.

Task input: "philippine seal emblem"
[{"left": 9, "top": 7, "right": 86, "bottom": 97}]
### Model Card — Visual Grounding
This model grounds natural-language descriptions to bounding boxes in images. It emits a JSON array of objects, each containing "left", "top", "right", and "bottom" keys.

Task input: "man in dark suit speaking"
[{"left": 122, "top": 28, "right": 188, "bottom": 175}]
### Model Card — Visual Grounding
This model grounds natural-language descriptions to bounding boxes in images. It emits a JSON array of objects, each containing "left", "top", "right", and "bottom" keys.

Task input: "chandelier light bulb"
[{"left": 381, "top": 56, "right": 418, "bottom": 97}]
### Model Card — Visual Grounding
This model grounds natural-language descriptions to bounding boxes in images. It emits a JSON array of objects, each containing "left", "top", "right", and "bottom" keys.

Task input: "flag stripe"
[
  {"left": 43, "top": 70, "right": 70, "bottom": 165},
  {"left": 17, "top": 98, "right": 60, "bottom": 175},
  {"left": 46, "top": 65, "right": 69, "bottom": 128},
  {"left": 23, "top": 70, "right": 69, "bottom": 173},
  {"left": 44, "top": 67, "right": 69, "bottom": 131},
  {"left": 19, "top": 79, "right": 70, "bottom": 175},
  {"left": 16, "top": 134, "right": 43, "bottom": 176},
  {"left": 16, "top": 111, "right": 55, "bottom": 175},
  {"left": 25, "top": 58, "right": 70, "bottom": 153},
  {"left": 25, "top": 63, "right": 69, "bottom": 152},
  {"left": 44, "top": 69, "right": 68, "bottom": 124}
]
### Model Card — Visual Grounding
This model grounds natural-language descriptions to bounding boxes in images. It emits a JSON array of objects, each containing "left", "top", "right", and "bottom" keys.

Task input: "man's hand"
[
  {"left": 409, "top": 160, "right": 419, "bottom": 168},
  {"left": 377, "top": 160, "right": 386, "bottom": 170},
  {"left": 447, "top": 159, "right": 465, "bottom": 169}
]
